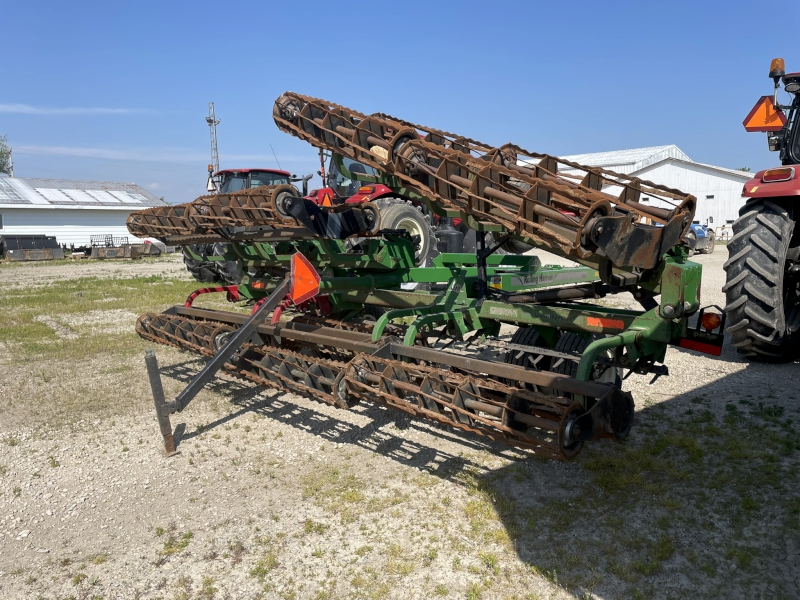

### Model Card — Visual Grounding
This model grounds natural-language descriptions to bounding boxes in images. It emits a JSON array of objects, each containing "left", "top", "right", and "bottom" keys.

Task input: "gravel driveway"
[{"left": 0, "top": 250, "right": 798, "bottom": 600}]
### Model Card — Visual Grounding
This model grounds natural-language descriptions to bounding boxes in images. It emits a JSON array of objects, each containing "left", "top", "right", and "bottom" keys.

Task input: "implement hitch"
[{"left": 144, "top": 253, "right": 321, "bottom": 455}]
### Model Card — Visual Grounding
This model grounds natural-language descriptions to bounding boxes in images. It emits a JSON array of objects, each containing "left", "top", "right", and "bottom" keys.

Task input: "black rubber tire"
[
  {"left": 550, "top": 332, "right": 620, "bottom": 386},
  {"left": 504, "top": 326, "right": 551, "bottom": 370},
  {"left": 703, "top": 232, "right": 715, "bottom": 254},
  {"left": 183, "top": 244, "right": 218, "bottom": 283},
  {"left": 549, "top": 332, "right": 587, "bottom": 378},
  {"left": 501, "top": 237, "right": 533, "bottom": 255},
  {"left": 182, "top": 243, "right": 243, "bottom": 285},
  {"left": 375, "top": 198, "right": 436, "bottom": 266},
  {"left": 723, "top": 199, "right": 800, "bottom": 361},
  {"left": 211, "top": 242, "right": 243, "bottom": 285}
]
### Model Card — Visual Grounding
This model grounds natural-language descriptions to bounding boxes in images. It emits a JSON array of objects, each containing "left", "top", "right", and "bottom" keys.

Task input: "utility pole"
[{"left": 205, "top": 102, "right": 220, "bottom": 191}]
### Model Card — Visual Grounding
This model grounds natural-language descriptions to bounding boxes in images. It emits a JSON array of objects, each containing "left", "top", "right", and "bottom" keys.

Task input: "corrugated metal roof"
[
  {"left": 644, "top": 157, "right": 754, "bottom": 181},
  {"left": 557, "top": 145, "right": 691, "bottom": 174},
  {"left": 0, "top": 177, "right": 167, "bottom": 208}
]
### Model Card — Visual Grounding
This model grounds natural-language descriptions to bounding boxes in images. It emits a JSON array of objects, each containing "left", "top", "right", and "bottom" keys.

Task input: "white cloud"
[
  {"left": 14, "top": 144, "right": 310, "bottom": 165},
  {"left": 0, "top": 103, "right": 154, "bottom": 115},
  {"left": 147, "top": 182, "right": 161, "bottom": 190}
]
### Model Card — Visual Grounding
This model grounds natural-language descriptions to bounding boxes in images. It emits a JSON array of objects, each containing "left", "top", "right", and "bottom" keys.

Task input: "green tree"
[
  {"left": 736, "top": 167, "right": 751, "bottom": 172},
  {"left": 0, "top": 135, "right": 11, "bottom": 175}
]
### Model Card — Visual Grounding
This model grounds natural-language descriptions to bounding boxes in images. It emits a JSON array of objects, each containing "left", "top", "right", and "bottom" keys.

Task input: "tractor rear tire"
[
  {"left": 723, "top": 199, "right": 800, "bottom": 361},
  {"left": 183, "top": 244, "right": 218, "bottom": 283},
  {"left": 211, "top": 243, "right": 244, "bottom": 285},
  {"left": 375, "top": 198, "right": 436, "bottom": 266}
]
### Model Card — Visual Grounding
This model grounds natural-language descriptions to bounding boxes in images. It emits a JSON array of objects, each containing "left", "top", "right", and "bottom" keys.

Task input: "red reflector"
[
  {"left": 290, "top": 252, "right": 321, "bottom": 304},
  {"left": 357, "top": 186, "right": 375, "bottom": 194},
  {"left": 700, "top": 312, "right": 722, "bottom": 330},
  {"left": 586, "top": 316, "right": 625, "bottom": 330},
  {"left": 679, "top": 338, "right": 722, "bottom": 356},
  {"left": 762, "top": 167, "right": 794, "bottom": 183}
]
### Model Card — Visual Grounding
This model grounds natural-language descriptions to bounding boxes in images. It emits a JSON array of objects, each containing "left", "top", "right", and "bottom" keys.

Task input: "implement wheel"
[
  {"left": 375, "top": 198, "right": 435, "bottom": 266},
  {"left": 703, "top": 232, "right": 715, "bottom": 254},
  {"left": 723, "top": 199, "right": 800, "bottom": 361}
]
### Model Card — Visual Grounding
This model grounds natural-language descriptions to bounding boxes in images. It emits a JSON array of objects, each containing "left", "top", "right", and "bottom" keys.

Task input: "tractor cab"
[
  {"left": 308, "top": 154, "right": 395, "bottom": 207},
  {"left": 326, "top": 156, "right": 379, "bottom": 197},
  {"left": 215, "top": 169, "right": 292, "bottom": 192}
]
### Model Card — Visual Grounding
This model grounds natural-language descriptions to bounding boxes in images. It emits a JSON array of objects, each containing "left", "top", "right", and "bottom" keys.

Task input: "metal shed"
[
  {"left": 521, "top": 145, "right": 753, "bottom": 229},
  {"left": 0, "top": 177, "right": 168, "bottom": 247}
]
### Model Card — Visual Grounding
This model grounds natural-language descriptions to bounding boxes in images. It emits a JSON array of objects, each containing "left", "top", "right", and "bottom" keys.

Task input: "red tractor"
[
  {"left": 186, "top": 150, "right": 513, "bottom": 283},
  {"left": 184, "top": 168, "right": 309, "bottom": 283},
  {"left": 307, "top": 153, "right": 438, "bottom": 265},
  {"left": 724, "top": 58, "right": 800, "bottom": 360}
]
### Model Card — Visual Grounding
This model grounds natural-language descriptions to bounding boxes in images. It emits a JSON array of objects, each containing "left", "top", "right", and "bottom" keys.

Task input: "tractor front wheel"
[{"left": 723, "top": 199, "right": 800, "bottom": 361}]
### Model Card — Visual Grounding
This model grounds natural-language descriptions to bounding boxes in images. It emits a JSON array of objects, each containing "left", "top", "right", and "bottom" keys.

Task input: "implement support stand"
[{"left": 145, "top": 349, "right": 177, "bottom": 456}]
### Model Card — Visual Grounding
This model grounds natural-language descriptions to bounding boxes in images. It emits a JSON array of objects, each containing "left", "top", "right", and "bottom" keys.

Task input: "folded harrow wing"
[{"left": 133, "top": 93, "right": 724, "bottom": 461}]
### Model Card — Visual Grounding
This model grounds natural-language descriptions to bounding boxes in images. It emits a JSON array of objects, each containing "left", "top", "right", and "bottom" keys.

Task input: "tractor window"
[
  {"left": 249, "top": 171, "right": 290, "bottom": 188},
  {"left": 219, "top": 174, "right": 248, "bottom": 193},
  {"left": 328, "top": 158, "right": 377, "bottom": 197}
]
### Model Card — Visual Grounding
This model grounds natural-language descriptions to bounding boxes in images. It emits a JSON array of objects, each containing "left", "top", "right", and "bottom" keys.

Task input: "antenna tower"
[{"left": 205, "top": 102, "right": 220, "bottom": 174}]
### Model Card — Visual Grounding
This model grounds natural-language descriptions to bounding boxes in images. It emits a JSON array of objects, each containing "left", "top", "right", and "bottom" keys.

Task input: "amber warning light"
[
  {"left": 743, "top": 96, "right": 787, "bottom": 132},
  {"left": 762, "top": 167, "right": 795, "bottom": 183}
]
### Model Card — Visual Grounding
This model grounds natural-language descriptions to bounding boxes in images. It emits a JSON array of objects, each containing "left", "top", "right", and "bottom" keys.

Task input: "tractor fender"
[
  {"left": 344, "top": 184, "right": 394, "bottom": 204},
  {"left": 743, "top": 165, "right": 800, "bottom": 198}
]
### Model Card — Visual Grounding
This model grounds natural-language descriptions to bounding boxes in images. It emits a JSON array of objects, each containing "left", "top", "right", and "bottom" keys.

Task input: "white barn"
[
  {"left": 0, "top": 176, "right": 168, "bottom": 247},
  {"left": 553, "top": 145, "right": 753, "bottom": 229}
]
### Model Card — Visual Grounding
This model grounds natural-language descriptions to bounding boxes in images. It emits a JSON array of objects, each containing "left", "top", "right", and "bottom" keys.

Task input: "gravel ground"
[
  {"left": 0, "top": 250, "right": 798, "bottom": 600},
  {"left": 0, "top": 254, "right": 190, "bottom": 289}
]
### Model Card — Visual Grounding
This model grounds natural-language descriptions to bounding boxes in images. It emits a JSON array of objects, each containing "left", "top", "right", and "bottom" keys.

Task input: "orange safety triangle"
[
  {"left": 743, "top": 96, "right": 787, "bottom": 132},
  {"left": 290, "top": 252, "right": 321, "bottom": 304},
  {"left": 321, "top": 192, "right": 332, "bottom": 207}
]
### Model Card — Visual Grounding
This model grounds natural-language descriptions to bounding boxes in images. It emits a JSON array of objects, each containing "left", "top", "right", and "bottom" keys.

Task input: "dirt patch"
[
  {"left": 61, "top": 309, "right": 140, "bottom": 336},
  {"left": 32, "top": 315, "right": 79, "bottom": 340}
]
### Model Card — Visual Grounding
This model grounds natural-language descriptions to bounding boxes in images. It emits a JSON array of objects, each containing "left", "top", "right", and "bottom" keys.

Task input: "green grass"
[
  {"left": 160, "top": 529, "right": 193, "bottom": 556},
  {"left": 301, "top": 467, "right": 368, "bottom": 523},
  {"left": 0, "top": 273, "right": 206, "bottom": 360}
]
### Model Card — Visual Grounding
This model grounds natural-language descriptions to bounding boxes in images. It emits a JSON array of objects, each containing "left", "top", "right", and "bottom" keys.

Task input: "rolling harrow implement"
[{"left": 135, "top": 93, "right": 724, "bottom": 461}]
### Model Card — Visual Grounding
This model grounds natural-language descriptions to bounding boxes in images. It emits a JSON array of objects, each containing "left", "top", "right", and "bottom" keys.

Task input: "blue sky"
[{"left": 2, "top": 0, "right": 798, "bottom": 204}]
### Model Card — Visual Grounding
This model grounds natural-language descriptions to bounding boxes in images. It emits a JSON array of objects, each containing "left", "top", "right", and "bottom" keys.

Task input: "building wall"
[
  {"left": 633, "top": 161, "right": 751, "bottom": 226},
  {"left": 0, "top": 207, "right": 143, "bottom": 246}
]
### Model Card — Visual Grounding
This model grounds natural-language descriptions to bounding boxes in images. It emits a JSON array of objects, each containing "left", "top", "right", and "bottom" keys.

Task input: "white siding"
[
  {"left": 634, "top": 161, "right": 751, "bottom": 226},
  {"left": 0, "top": 207, "right": 146, "bottom": 246}
]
